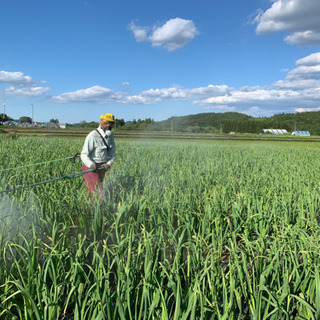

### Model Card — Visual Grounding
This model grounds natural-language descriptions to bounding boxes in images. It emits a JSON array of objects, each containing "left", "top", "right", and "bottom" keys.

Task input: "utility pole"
[
  {"left": 30, "top": 104, "right": 34, "bottom": 125},
  {"left": 2, "top": 97, "right": 5, "bottom": 120}
]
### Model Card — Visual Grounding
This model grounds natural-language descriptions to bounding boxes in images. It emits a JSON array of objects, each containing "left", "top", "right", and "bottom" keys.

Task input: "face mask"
[{"left": 104, "top": 125, "right": 112, "bottom": 136}]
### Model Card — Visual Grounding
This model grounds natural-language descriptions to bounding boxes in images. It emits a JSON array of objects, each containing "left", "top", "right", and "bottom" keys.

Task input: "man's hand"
[
  {"left": 90, "top": 163, "right": 97, "bottom": 171},
  {"left": 102, "top": 163, "right": 111, "bottom": 170}
]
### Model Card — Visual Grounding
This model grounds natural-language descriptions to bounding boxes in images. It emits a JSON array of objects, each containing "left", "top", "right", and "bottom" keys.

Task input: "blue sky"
[{"left": 1, "top": 0, "right": 320, "bottom": 124}]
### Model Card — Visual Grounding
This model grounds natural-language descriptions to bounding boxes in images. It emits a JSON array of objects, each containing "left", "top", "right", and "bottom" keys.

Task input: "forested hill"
[
  {"left": 155, "top": 111, "right": 320, "bottom": 135},
  {"left": 164, "top": 112, "right": 252, "bottom": 127}
]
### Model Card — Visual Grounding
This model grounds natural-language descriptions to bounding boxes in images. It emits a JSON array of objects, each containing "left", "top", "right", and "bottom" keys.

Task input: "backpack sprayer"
[{"left": 0, "top": 153, "right": 104, "bottom": 194}]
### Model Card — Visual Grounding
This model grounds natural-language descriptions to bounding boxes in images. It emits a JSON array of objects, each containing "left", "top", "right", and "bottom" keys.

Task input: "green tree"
[
  {"left": 0, "top": 114, "right": 8, "bottom": 121},
  {"left": 19, "top": 116, "right": 32, "bottom": 123},
  {"left": 115, "top": 118, "right": 125, "bottom": 128}
]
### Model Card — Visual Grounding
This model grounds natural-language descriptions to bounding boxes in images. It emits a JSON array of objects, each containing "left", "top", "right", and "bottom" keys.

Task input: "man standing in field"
[{"left": 80, "top": 113, "right": 116, "bottom": 198}]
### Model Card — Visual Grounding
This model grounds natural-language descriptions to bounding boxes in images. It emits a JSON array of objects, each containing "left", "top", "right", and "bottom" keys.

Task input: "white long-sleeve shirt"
[{"left": 80, "top": 127, "right": 116, "bottom": 168}]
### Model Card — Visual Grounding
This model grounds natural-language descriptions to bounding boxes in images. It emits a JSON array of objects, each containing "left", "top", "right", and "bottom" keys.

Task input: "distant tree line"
[
  {"left": 2, "top": 111, "right": 320, "bottom": 135},
  {"left": 152, "top": 112, "right": 320, "bottom": 135}
]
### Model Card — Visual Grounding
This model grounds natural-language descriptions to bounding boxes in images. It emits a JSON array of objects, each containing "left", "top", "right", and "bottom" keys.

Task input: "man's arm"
[
  {"left": 106, "top": 135, "right": 116, "bottom": 166},
  {"left": 80, "top": 132, "right": 96, "bottom": 168}
]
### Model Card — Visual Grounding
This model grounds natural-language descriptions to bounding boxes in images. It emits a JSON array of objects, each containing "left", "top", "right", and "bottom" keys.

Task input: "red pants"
[{"left": 82, "top": 163, "right": 106, "bottom": 195}]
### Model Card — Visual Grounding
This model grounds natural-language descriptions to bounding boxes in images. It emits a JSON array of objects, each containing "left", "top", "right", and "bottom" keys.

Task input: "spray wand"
[
  {"left": 0, "top": 153, "right": 104, "bottom": 194},
  {"left": 0, "top": 153, "right": 81, "bottom": 172},
  {"left": 0, "top": 166, "right": 106, "bottom": 194}
]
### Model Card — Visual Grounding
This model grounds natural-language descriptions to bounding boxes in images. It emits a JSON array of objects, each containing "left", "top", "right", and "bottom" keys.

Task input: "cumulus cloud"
[
  {"left": 282, "top": 52, "right": 320, "bottom": 80},
  {"left": 0, "top": 70, "right": 34, "bottom": 86},
  {"left": 5, "top": 86, "right": 50, "bottom": 97},
  {"left": 275, "top": 78, "right": 320, "bottom": 89},
  {"left": 285, "top": 30, "right": 320, "bottom": 45},
  {"left": 126, "top": 85, "right": 230, "bottom": 104},
  {"left": 129, "top": 18, "right": 199, "bottom": 51},
  {"left": 129, "top": 22, "right": 148, "bottom": 42},
  {"left": 254, "top": 0, "right": 320, "bottom": 45},
  {"left": 296, "top": 52, "right": 320, "bottom": 65},
  {"left": 196, "top": 88, "right": 301, "bottom": 108},
  {"left": 193, "top": 51, "right": 320, "bottom": 113},
  {"left": 52, "top": 85, "right": 125, "bottom": 103},
  {"left": 0, "top": 70, "right": 50, "bottom": 97},
  {"left": 50, "top": 84, "right": 230, "bottom": 105}
]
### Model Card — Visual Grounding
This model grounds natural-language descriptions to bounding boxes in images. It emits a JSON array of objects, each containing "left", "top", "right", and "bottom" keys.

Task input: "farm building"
[
  {"left": 291, "top": 131, "right": 310, "bottom": 136},
  {"left": 260, "top": 129, "right": 288, "bottom": 135}
]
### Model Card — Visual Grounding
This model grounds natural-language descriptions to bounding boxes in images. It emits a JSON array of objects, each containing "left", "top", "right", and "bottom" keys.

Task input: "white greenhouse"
[
  {"left": 291, "top": 131, "right": 310, "bottom": 136},
  {"left": 260, "top": 129, "right": 288, "bottom": 135}
]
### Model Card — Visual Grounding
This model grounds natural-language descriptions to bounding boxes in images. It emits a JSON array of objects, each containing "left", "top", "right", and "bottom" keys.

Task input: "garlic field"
[{"left": 1, "top": 136, "right": 320, "bottom": 319}]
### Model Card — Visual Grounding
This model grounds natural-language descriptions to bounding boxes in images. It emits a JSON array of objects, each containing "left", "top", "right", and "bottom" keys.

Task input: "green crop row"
[{"left": 1, "top": 136, "right": 320, "bottom": 319}]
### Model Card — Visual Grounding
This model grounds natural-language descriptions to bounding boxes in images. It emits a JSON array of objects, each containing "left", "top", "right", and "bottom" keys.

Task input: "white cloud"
[
  {"left": 189, "top": 84, "right": 230, "bottom": 97},
  {"left": 125, "top": 95, "right": 155, "bottom": 104},
  {"left": 286, "top": 65, "right": 320, "bottom": 80},
  {"left": 195, "top": 88, "right": 302, "bottom": 109},
  {"left": 254, "top": 0, "right": 320, "bottom": 45},
  {"left": 139, "top": 87, "right": 189, "bottom": 99},
  {"left": 52, "top": 85, "right": 125, "bottom": 103},
  {"left": 143, "top": 84, "right": 229, "bottom": 99},
  {"left": 128, "top": 22, "right": 148, "bottom": 42},
  {"left": 281, "top": 52, "right": 320, "bottom": 80},
  {"left": 200, "top": 95, "right": 238, "bottom": 105},
  {"left": 0, "top": 70, "right": 34, "bottom": 86},
  {"left": 203, "top": 105, "right": 236, "bottom": 112},
  {"left": 285, "top": 30, "right": 320, "bottom": 45},
  {"left": 296, "top": 52, "right": 320, "bottom": 66},
  {"left": 121, "top": 82, "right": 130, "bottom": 87},
  {"left": 275, "top": 78, "right": 320, "bottom": 89},
  {"left": 51, "top": 84, "right": 229, "bottom": 105},
  {"left": 194, "top": 52, "right": 320, "bottom": 113},
  {"left": 0, "top": 70, "right": 50, "bottom": 97},
  {"left": 129, "top": 18, "right": 199, "bottom": 51},
  {"left": 5, "top": 86, "right": 50, "bottom": 97}
]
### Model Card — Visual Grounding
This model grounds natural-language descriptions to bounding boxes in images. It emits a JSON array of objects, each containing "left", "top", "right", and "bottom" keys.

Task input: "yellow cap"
[{"left": 100, "top": 113, "right": 115, "bottom": 122}]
